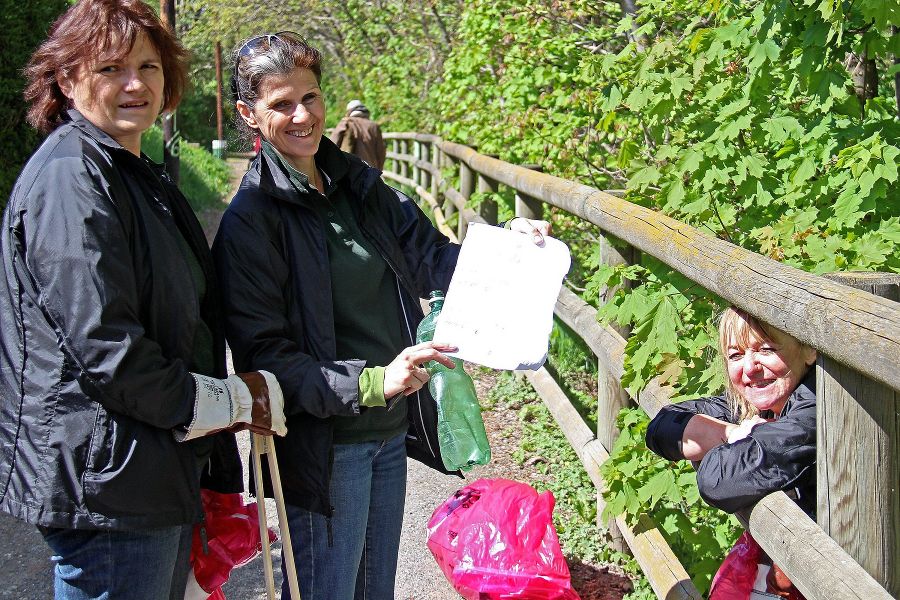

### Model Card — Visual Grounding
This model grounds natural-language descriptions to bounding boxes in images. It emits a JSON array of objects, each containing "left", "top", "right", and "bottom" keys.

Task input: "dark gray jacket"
[
  {"left": 646, "top": 372, "right": 816, "bottom": 515},
  {"left": 0, "top": 111, "right": 240, "bottom": 530},
  {"left": 213, "top": 137, "right": 459, "bottom": 516}
]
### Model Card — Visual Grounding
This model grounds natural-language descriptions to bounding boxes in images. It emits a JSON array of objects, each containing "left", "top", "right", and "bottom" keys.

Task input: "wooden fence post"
[
  {"left": 430, "top": 143, "right": 441, "bottom": 206},
  {"left": 596, "top": 236, "right": 635, "bottom": 553},
  {"left": 515, "top": 164, "right": 543, "bottom": 222},
  {"left": 412, "top": 140, "right": 422, "bottom": 187},
  {"left": 399, "top": 140, "right": 409, "bottom": 180},
  {"left": 476, "top": 169, "right": 499, "bottom": 225},
  {"left": 442, "top": 152, "right": 458, "bottom": 232},
  {"left": 421, "top": 140, "right": 431, "bottom": 193},
  {"left": 390, "top": 139, "right": 398, "bottom": 176},
  {"left": 458, "top": 161, "right": 475, "bottom": 241},
  {"left": 817, "top": 272, "right": 900, "bottom": 596}
]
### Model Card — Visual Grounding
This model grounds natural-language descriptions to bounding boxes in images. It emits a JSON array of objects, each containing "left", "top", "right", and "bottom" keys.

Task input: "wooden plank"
[
  {"left": 618, "top": 515, "right": 702, "bottom": 600},
  {"left": 817, "top": 273, "right": 899, "bottom": 595},
  {"left": 435, "top": 140, "right": 900, "bottom": 394},
  {"left": 458, "top": 161, "right": 475, "bottom": 241},
  {"left": 738, "top": 492, "right": 893, "bottom": 600},
  {"left": 596, "top": 235, "right": 634, "bottom": 552},
  {"left": 818, "top": 360, "right": 900, "bottom": 594}
]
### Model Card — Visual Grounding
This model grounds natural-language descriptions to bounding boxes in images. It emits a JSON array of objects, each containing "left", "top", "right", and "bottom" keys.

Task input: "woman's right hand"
[{"left": 384, "top": 342, "right": 458, "bottom": 398}]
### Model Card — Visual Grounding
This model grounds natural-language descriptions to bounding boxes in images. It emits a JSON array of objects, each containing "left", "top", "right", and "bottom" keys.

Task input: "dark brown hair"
[
  {"left": 24, "top": 0, "right": 189, "bottom": 134},
  {"left": 230, "top": 32, "right": 322, "bottom": 144}
]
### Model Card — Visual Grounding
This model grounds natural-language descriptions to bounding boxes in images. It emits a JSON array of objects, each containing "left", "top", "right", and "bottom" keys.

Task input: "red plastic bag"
[
  {"left": 186, "top": 490, "right": 277, "bottom": 600},
  {"left": 709, "top": 531, "right": 763, "bottom": 600},
  {"left": 426, "top": 478, "right": 580, "bottom": 599},
  {"left": 710, "top": 531, "right": 805, "bottom": 600}
]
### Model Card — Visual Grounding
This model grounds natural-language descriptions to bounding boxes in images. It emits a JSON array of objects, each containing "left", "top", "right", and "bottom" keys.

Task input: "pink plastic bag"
[
  {"left": 426, "top": 478, "right": 580, "bottom": 599},
  {"left": 187, "top": 490, "right": 277, "bottom": 600},
  {"left": 709, "top": 531, "right": 762, "bottom": 600},
  {"left": 709, "top": 531, "right": 805, "bottom": 600}
]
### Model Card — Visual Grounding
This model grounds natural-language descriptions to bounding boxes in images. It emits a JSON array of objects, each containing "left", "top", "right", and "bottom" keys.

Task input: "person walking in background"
[
  {"left": 218, "top": 31, "right": 550, "bottom": 600},
  {"left": 0, "top": 1, "right": 286, "bottom": 598},
  {"left": 331, "top": 99, "right": 387, "bottom": 169}
]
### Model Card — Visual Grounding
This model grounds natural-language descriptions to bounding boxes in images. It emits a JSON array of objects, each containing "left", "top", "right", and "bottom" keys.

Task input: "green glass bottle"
[{"left": 416, "top": 290, "right": 491, "bottom": 471}]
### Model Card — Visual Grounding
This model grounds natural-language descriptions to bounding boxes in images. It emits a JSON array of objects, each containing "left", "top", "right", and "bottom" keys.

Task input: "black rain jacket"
[
  {"left": 212, "top": 137, "right": 459, "bottom": 516},
  {"left": 646, "top": 371, "right": 816, "bottom": 515},
  {"left": 0, "top": 111, "right": 241, "bottom": 530}
]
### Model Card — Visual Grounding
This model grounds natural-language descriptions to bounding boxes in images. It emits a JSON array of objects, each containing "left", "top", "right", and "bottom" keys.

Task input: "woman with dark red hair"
[{"left": 0, "top": 1, "right": 286, "bottom": 598}]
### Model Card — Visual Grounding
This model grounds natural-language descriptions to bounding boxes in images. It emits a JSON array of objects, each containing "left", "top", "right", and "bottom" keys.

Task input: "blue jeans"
[
  {"left": 281, "top": 432, "right": 407, "bottom": 600},
  {"left": 40, "top": 524, "right": 193, "bottom": 600}
]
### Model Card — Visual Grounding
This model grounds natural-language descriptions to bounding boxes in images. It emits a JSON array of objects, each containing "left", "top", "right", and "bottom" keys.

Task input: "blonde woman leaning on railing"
[{"left": 646, "top": 307, "right": 817, "bottom": 598}]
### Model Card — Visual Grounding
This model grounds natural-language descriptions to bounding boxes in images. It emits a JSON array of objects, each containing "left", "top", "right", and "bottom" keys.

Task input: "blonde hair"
[{"left": 716, "top": 307, "right": 808, "bottom": 420}]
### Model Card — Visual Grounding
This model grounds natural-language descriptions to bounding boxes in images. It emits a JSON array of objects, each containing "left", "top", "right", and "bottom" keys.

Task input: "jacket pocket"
[{"left": 82, "top": 405, "right": 195, "bottom": 519}]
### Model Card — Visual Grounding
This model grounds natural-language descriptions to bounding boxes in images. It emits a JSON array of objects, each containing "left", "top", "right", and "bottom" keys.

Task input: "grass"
[{"left": 141, "top": 125, "right": 230, "bottom": 212}]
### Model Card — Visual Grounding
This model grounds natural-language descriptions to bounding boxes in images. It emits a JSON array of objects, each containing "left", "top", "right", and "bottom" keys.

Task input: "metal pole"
[
  {"left": 213, "top": 41, "right": 226, "bottom": 159},
  {"left": 160, "top": 0, "right": 180, "bottom": 182}
]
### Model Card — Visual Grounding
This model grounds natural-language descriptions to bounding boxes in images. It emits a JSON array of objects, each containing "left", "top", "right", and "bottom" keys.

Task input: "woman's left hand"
[
  {"left": 507, "top": 217, "right": 551, "bottom": 246},
  {"left": 725, "top": 415, "right": 769, "bottom": 444}
]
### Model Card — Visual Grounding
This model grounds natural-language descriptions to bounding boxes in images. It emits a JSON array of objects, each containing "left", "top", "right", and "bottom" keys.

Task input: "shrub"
[
  {"left": 0, "top": 1, "right": 68, "bottom": 206},
  {"left": 141, "top": 125, "right": 230, "bottom": 212}
]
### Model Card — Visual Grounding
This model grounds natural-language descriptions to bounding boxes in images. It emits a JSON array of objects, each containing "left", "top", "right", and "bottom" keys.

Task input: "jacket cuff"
[
  {"left": 358, "top": 366, "right": 387, "bottom": 408},
  {"left": 645, "top": 408, "right": 696, "bottom": 461}
]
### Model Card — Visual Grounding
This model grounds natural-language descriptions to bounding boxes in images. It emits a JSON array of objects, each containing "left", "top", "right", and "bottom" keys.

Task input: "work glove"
[{"left": 176, "top": 371, "right": 287, "bottom": 441}]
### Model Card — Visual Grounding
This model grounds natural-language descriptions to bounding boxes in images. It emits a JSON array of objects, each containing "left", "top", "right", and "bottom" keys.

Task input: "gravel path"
[{"left": 0, "top": 442, "right": 471, "bottom": 600}]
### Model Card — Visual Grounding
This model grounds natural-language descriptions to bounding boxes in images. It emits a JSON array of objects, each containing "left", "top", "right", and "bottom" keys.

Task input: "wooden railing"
[{"left": 381, "top": 132, "right": 900, "bottom": 600}]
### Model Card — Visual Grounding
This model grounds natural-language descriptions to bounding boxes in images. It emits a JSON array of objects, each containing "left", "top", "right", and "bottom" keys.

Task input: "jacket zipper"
[
  {"left": 394, "top": 277, "right": 437, "bottom": 459},
  {"left": 353, "top": 199, "right": 441, "bottom": 461}
]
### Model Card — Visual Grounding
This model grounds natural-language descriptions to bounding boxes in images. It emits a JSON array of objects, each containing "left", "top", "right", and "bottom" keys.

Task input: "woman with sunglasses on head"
[
  {"left": 0, "top": 1, "right": 286, "bottom": 598},
  {"left": 214, "top": 32, "right": 551, "bottom": 600}
]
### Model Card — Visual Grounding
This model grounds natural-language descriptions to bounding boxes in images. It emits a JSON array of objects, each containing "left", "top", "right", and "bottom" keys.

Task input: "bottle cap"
[{"left": 428, "top": 290, "right": 445, "bottom": 306}]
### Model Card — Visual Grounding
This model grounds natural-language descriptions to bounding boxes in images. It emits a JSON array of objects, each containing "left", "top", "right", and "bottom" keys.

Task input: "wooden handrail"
[
  {"left": 382, "top": 132, "right": 898, "bottom": 599},
  {"left": 384, "top": 133, "right": 900, "bottom": 395},
  {"left": 735, "top": 493, "right": 892, "bottom": 599}
]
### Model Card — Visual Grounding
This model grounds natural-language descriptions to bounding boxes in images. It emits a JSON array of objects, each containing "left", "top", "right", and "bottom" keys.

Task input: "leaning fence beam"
[{"left": 433, "top": 139, "right": 900, "bottom": 395}]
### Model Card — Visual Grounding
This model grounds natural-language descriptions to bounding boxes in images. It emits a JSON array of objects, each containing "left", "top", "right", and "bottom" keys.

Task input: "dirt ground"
[{"left": 470, "top": 370, "right": 634, "bottom": 600}]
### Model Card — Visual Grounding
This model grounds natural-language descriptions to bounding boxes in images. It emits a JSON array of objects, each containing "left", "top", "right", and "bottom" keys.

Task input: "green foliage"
[
  {"left": 0, "top": 0, "right": 68, "bottom": 206},
  {"left": 486, "top": 372, "right": 610, "bottom": 565},
  {"left": 585, "top": 0, "right": 899, "bottom": 399},
  {"left": 601, "top": 408, "right": 741, "bottom": 595},
  {"left": 141, "top": 126, "right": 230, "bottom": 211}
]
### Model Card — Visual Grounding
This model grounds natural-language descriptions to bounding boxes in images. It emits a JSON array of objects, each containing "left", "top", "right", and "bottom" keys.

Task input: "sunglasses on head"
[{"left": 231, "top": 31, "right": 302, "bottom": 101}]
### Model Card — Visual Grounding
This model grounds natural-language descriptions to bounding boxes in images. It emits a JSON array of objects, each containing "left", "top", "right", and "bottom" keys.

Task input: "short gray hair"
[{"left": 230, "top": 32, "right": 322, "bottom": 142}]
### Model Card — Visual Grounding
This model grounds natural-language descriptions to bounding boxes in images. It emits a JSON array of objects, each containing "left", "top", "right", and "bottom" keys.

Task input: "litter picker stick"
[{"left": 251, "top": 433, "right": 302, "bottom": 599}]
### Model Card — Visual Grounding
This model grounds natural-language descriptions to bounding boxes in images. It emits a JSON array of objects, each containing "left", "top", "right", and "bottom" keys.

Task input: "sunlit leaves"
[{"left": 600, "top": 408, "right": 741, "bottom": 595}]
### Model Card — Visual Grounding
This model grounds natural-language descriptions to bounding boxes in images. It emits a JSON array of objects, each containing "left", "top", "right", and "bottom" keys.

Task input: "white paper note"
[{"left": 433, "top": 223, "right": 571, "bottom": 370}]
